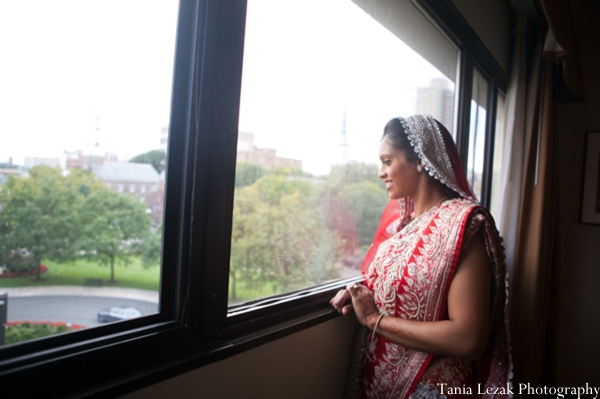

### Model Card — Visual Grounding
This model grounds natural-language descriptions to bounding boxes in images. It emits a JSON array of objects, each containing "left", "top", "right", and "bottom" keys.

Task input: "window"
[
  {"left": 0, "top": 0, "right": 176, "bottom": 344},
  {"left": 231, "top": 0, "right": 458, "bottom": 306},
  {"left": 490, "top": 91, "right": 507, "bottom": 221},
  {"left": 467, "top": 68, "right": 490, "bottom": 200},
  {"left": 0, "top": 0, "right": 508, "bottom": 396}
]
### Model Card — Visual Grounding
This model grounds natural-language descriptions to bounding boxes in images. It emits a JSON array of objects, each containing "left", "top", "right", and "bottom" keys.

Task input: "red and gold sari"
[
  {"left": 348, "top": 115, "right": 512, "bottom": 399},
  {"left": 357, "top": 197, "right": 510, "bottom": 399}
]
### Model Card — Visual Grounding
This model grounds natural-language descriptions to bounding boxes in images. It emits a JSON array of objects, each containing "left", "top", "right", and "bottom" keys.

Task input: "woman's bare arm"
[{"left": 349, "top": 234, "right": 490, "bottom": 360}]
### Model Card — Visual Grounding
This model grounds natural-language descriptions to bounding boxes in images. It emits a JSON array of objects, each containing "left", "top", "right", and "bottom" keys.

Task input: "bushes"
[
  {"left": 4, "top": 321, "right": 84, "bottom": 344},
  {"left": 0, "top": 264, "right": 48, "bottom": 279},
  {"left": 5, "top": 252, "right": 37, "bottom": 274}
]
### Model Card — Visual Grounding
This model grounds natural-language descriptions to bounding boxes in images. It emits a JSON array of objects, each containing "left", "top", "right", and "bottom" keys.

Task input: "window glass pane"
[
  {"left": 0, "top": 0, "right": 178, "bottom": 346},
  {"left": 230, "top": 0, "right": 458, "bottom": 305},
  {"left": 490, "top": 91, "right": 507, "bottom": 223},
  {"left": 467, "top": 69, "right": 489, "bottom": 201}
]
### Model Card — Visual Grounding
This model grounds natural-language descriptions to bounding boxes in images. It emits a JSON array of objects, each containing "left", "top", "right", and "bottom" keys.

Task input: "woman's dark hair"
[{"left": 382, "top": 118, "right": 420, "bottom": 164}]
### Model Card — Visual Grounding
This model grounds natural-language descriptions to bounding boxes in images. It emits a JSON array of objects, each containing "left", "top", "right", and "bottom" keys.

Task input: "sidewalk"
[{"left": 0, "top": 286, "right": 159, "bottom": 303}]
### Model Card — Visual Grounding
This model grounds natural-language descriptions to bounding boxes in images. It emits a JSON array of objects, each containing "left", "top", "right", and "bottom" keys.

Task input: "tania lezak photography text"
[{"left": 437, "top": 382, "right": 600, "bottom": 398}]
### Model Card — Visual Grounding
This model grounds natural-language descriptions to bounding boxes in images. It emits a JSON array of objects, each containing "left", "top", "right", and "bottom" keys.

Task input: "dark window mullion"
[
  {"left": 161, "top": 0, "right": 203, "bottom": 324},
  {"left": 188, "top": 0, "right": 248, "bottom": 342},
  {"left": 455, "top": 50, "right": 473, "bottom": 168},
  {"left": 480, "top": 77, "right": 498, "bottom": 208}
]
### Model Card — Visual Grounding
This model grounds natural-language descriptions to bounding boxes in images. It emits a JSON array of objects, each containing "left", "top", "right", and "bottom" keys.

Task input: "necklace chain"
[{"left": 432, "top": 195, "right": 448, "bottom": 209}]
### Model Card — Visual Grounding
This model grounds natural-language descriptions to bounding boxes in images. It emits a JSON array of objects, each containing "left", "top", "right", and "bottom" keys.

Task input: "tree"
[
  {"left": 77, "top": 189, "right": 151, "bottom": 283},
  {"left": 141, "top": 222, "right": 162, "bottom": 269},
  {"left": 318, "top": 162, "right": 388, "bottom": 251},
  {"left": 235, "top": 163, "right": 266, "bottom": 188},
  {"left": 230, "top": 174, "right": 340, "bottom": 300},
  {"left": 64, "top": 167, "right": 107, "bottom": 196},
  {"left": 340, "top": 181, "right": 388, "bottom": 247},
  {"left": 129, "top": 150, "right": 167, "bottom": 174},
  {"left": 328, "top": 161, "right": 382, "bottom": 189},
  {"left": 319, "top": 193, "right": 359, "bottom": 255},
  {"left": 0, "top": 166, "right": 84, "bottom": 280}
]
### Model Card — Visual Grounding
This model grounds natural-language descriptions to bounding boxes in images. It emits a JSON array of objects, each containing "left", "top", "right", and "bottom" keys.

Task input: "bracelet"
[{"left": 370, "top": 313, "right": 385, "bottom": 342}]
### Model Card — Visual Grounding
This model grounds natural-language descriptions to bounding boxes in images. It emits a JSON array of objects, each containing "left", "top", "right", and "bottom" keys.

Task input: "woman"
[{"left": 331, "top": 115, "right": 511, "bottom": 398}]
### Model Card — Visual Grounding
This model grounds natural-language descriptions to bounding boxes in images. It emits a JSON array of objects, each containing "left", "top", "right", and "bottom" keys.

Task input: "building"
[
  {"left": 236, "top": 131, "right": 302, "bottom": 171},
  {"left": 62, "top": 150, "right": 119, "bottom": 171},
  {"left": 91, "top": 163, "right": 163, "bottom": 221},
  {"left": 3, "top": 1, "right": 600, "bottom": 397},
  {"left": 160, "top": 126, "right": 169, "bottom": 153},
  {"left": 416, "top": 78, "right": 455, "bottom": 134},
  {"left": 23, "top": 157, "right": 60, "bottom": 169},
  {"left": 0, "top": 167, "right": 29, "bottom": 182},
  {"left": 147, "top": 171, "right": 165, "bottom": 222}
]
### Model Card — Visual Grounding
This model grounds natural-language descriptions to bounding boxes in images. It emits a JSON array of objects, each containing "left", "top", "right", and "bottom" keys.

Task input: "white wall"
[
  {"left": 452, "top": 0, "right": 512, "bottom": 73},
  {"left": 120, "top": 317, "right": 359, "bottom": 399}
]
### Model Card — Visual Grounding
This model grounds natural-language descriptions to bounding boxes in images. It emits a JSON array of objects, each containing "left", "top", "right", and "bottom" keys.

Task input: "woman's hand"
[
  {"left": 346, "top": 283, "right": 380, "bottom": 329},
  {"left": 361, "top": 234, "right": 491, "bottom": 360},
  {"left": 330, "top": 288, "right": 353, "bottom": 315}
]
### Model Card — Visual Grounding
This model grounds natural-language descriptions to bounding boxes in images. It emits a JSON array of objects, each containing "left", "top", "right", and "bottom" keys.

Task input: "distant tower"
[
  {"left": 160, "top": 126, "right": 169, "bottom": 153},
  {"left": 416, "top": 79, "right": 454, "bottom": 134},
  {"left": 338, "top": 107, "right": 349, "bottom": 165},
  {"left": 86, "top": 112, "right": 102, "bottom": 153}
]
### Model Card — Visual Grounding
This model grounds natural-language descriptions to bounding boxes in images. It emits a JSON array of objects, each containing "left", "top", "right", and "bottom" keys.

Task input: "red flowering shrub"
[
  {"left": 0, "top": 264, "right": 48, "bottom": 279},
  {"left": 4, "top": 321, "right": 85, "bottom": 344}
]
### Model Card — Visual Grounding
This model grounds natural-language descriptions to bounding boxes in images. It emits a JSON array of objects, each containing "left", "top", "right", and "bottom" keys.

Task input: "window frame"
[
  {"left": 0, "top": 0, "right": 510, "bottom": 397},
  {"left": 414, "top": 0, "right": 508, "bottom": 209}
]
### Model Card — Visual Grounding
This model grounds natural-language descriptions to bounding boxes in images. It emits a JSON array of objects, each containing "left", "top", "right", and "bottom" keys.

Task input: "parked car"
[{"left": 97, "top": 307, "right": 143, "bottom": 323}]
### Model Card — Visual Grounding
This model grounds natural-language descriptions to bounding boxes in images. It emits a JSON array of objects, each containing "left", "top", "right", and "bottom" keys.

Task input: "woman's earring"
[{"left": 417, "top": 164, "right": 423, "bottom": 172}]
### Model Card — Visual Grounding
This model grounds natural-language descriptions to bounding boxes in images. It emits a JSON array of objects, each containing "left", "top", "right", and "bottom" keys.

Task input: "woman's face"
[{"left": 378, "top": 136, "right": 419, "bottom": 199}]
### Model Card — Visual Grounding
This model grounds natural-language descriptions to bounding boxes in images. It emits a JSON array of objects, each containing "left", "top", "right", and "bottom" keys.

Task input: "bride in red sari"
[{"left": 331, "top": 115, "right": 512, "bottom": 399}]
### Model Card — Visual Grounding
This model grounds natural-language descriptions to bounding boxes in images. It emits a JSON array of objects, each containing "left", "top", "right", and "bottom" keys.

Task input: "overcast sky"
[
  {"left": 239, "top": 0, "right": 451, "bottom": 175},
  {"left": 1, "top": 0, "right": 452, "bottom": 176},
  {"left": 0, "top": 0, "right": 178, "bottom": 165}
]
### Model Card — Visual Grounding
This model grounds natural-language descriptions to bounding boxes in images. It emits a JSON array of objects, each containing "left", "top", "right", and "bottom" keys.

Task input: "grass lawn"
[
  {"left": 229, "top": 280, "right": 280, "bottom": 305},
  {"left": 0, "top": 257, "right": 160, "bottom": 291}
]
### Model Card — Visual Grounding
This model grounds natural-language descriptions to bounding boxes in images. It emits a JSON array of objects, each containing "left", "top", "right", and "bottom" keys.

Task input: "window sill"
[{"left": 0, "top": 277, "right": 361, "bottom": 398}]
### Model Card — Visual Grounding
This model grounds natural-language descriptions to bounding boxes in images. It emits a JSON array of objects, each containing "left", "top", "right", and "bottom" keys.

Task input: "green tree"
[
  {"left": 0, "top": 166, "right": 84, "bottom": 281},
  {"left": 129, "top": 150, "right": 166, "bottom": 174},
  {"left": 253, "top": 174, "right": 312, "bottom": 206},
  {"left": 77, "top": 189, "right": 151, "bottom": 283},
  {"left": 328, "top": 161, "right": 382, "bottom": 189},
  {"left": 340, "top": 181, "right": 388, "bottom": 247},
  {"left": 141, "top": 222, "right": 162, "bottom": 269},
  {"left": 230, "top": 174, "right": 340, "bottom": 300},
  {"left": 318, "top": 161, "right": 387, "bottom": 252},
  {"left": 235, "top": 163, "right": 267, "bottom": 188},
  {"left": 64, "top": 168, "right": 106, "bottom": 197}
]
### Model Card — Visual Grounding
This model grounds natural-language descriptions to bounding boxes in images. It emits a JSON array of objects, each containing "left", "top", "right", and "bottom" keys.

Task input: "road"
[
  {"left": 0, "top": 286, "right": 159, "bottom": 328},
  {"left": 7, "top": 296, "right": 158, "bottom": 328}
]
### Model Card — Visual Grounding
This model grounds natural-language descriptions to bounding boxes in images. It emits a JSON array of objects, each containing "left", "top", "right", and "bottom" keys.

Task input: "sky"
[
  {"left": 0, "top": 0, "right": 178, "bottom": 165},
  {"left": 238, "top": 0, "right": 453, "bottom": 175},
  {"left": 0, "top": 0, "right": 453, "bottom": 176}
]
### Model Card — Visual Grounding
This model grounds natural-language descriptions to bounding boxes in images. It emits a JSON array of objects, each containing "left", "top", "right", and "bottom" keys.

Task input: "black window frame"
[
  {"left": 415, "top": 0, "right": 508, "bottom": 208},
  {"left": 0, "top": 0, "right": 509, "bottom": 397}
]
